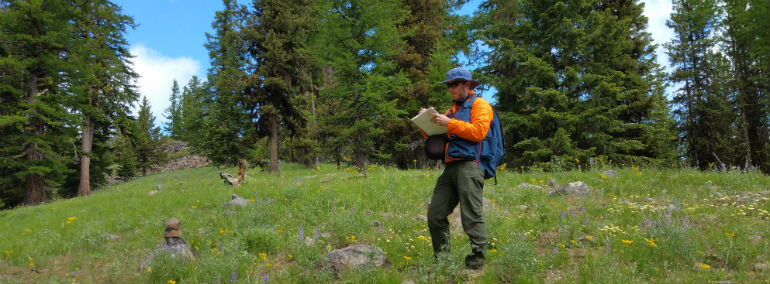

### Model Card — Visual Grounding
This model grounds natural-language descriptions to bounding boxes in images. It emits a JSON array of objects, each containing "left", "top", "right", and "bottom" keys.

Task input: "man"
[{"left": 422, "top": 67, "right": 492, "bottom": 269}]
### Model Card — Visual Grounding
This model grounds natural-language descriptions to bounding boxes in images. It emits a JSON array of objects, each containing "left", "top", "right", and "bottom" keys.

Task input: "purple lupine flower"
[
  {"left": 313, "top": 226, "right": 319, "bottom": 241},
  {"left": 584, "top": 217, "right": 589, "bottom": 225},
  {"left": 521, "top": 231, "right": 526, "bottom": 241},
  {"left": 298, "top": 225, "right": 304, "bottom": 242},
  {"left": 504, "top": 208, "right": 509, "bottom": 217},
  {"left": 571, "top": 209, "right": 576, "bottom": 217},
  {"left": 552, "top": 247, "right": 558, "bottom": 254},
  {"left": 561, "top": 211, "right": 567, "bottom": 219},
  {"left": 604, "top": 237, "right": 611, "bottom": 254},
  {"left": 216, "top": 274, "right": 222, "bottom": 284},
  {"left": 580, "top": 205, "right": 585, "bottom": 214},
  {"left": 262, "top": 272, "right": 269, "bottom": 283},
  {"left": 231, "top": 264, "right": 238, "bottom": 283}
]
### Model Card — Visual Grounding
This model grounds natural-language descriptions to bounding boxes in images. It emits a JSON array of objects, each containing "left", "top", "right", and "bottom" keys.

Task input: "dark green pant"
[{"left": 427, "top": 160, "right": 488, "bottom": 256}]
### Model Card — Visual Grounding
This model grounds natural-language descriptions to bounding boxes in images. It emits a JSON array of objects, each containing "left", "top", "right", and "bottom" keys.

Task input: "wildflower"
[
  {"left": 725, "top": 232, "right": 735, "bottom": 238},
  {"left": 559, "top": 244, "right": 566, "bottom": 248},
  {"left": 552, "top": 247, "right": 558, "bottom": 254},
  {"left": 403, "top": 256, "right": 412, "bottom": 261},
  {"left": 489, "top": 249, "right": 498, "bottom": 253},
  {"left": 191, "top": 205, "right": 197, "bottom": 209},
  {"left": 287, "top": 254, "right": 293, "bottom": 259},
  {"left": 67, "top": 217, "right": 77, "bottom": 224},
  {"left": 211, "top": 247, "right": 220, "bottom": 255},
  {"left": 600, "top": 173, "right": 607, "bottom": 180},
  {"left": 146, "top": 267, "right": 152, "bottom": 273},
  {"left": 585, "top": 235, "right": 593, "bottom": 240},
  {"left": 571, "top": 239, "right": 578, "bottom": 246},
  {"left": 417, "top": 236, "right": 428, "bottom": 241},
  {"left": 219, "top": 228, "right": 225, "bottom": 234},
  {"left": 259, "top": 253, "right": 267, "bottom": 261},
  {"left": 643, "top": 237, "right": 657, "bottom": 247},
  {"left": 622, "top": 239, "right": 633, "bottom": 246},
  {"left": 168, "top": 280, "right": 176, "bottom": 284},
  {"left": 697, "top": 263, "right": 710, "bottom": 270},
  {"left": 3, "top": 250, "right": 13, "bottom": 255}
]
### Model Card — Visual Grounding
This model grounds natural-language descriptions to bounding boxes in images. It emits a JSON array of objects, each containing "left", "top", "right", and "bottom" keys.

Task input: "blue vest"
[{"left": 446, "top": 95, "right": 484, "bottom": 161}]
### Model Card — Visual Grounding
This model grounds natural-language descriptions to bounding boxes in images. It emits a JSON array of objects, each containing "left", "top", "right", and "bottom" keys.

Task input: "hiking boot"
[{"left": 464, "top": 251, "right": 485, "bottom": 270}]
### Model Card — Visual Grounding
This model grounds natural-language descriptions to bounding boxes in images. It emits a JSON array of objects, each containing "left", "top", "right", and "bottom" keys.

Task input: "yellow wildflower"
[
  {"left": 559, "top": 244, "right": 566, "bottom": 248},
  {"left": 600, "top": 173, "right": 607, "bottom": 180},
  {"left": 643, "top": 237, "right": 657, "bottom": 247},
  {"left": 571, "top": 239, "right": 578, "bottom": 246},
  {"left": 146, "top": 267, "right": 152, "bottom": 273},
  {"left": 725, "top": 232, "right": 735, "bottom": 237},
  {"left": 490, "top": 249, "right": 498, "bottom": 253},
  {"left": 585, "top": 235, "right": 593, "bottom": 240},
  {"left": 259, "top": 253, "right": 267, "bottom": 261},
  {"left": 621, "top": 239, "right": 633, "bottom": 246},
  {"left": 697, "top": 263, "right": 710, "bottom": 270},
  {"left": 417, "top": 236, "right": 428, "bottom": 241},
  {"left": 168, "top": 280, "right": 176, "bottom": 284},
  {"left": 191, "top": 205, "right": 197, "bottom": 209},
  {"left": 67, "top": 217, "right": 77, "bottom": 224},
  {"left": 403, "top": 256, "right": 412, "bottom": 261},
  {"left": 287, "top": 254, "right": 293, "bottom": 259}
]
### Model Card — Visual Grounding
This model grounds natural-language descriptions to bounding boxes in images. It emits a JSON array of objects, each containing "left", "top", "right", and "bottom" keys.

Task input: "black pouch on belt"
[{"left": 425, "top": 134, "right": 447, "bottom": 160}]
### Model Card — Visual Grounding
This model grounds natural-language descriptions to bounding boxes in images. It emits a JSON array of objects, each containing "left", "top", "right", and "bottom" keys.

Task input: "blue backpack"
[{"left": 480, "top": 109, "right": 505, "bottom": 185}]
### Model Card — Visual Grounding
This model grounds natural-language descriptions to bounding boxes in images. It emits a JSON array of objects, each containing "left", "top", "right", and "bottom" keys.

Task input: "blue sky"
[{"left": 115, "top": 0, "right": 674, "bottom": 122}]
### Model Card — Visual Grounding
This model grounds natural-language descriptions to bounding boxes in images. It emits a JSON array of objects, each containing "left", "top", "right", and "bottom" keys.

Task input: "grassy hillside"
[{"left": 1, "top": 164, "right": 769, "bottom": 283}]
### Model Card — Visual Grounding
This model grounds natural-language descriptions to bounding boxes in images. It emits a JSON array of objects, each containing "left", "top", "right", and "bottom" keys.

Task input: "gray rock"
[
  {"left": 320, "top": 231, "right": 332, "bottom": 239},
  {"left": 327, "top": 244, "right": 388, "bottom": 272},
  {"left": 749, "top": 235, "right": 763, "bottom": 246},
  {"left": 156, "top": 184, "right": 162, "bottom": 190},
  {"left": 141, "top": 237, "right": 195, "bottom": 269},
  {"left": 416, "top": 215, "right": 428, "bottom": 222},
  {"left": 601, "top": 170, "right": 618, "bottom": 177},
  {"left": 304, "top": 237, "right": 315, "bottom": 247},
  {"left": 549, "top": 181, "right": 591, "bottom": 196},
  {"left": 103, "top": 233, "right": 119, "bottom": 240},
  {"left": 222, "top": 210, "right": 236, "bottom": 216},
  {"left": 224, "top": 194, "right": 250, "bottom": 207},
  {"left": 518, "top": 204, "right": 529, "bottom": 211},
  {"left": 753, "top": 262, "right": 769, "bottom": 272},
  {"left": 148, "top": 190, "right": 160, "bottom": 196}
]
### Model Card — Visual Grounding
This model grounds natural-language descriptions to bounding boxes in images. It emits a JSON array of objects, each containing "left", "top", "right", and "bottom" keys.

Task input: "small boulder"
[
  {"left": 103, "top": 233, "right": 119, "bottom": 240},
  {"left": 224, "top": 194, "right": 250, "bottom": 207},
  {"left": 327, "top": 244, "right": 388, "bottom": 273},
  {"left": 141, "top": 218, "right": 195, "bottom": 270},
  {"left": 549, "top": 181, "right": 591, "bottom": 196},
  {"left": 304, "top": 237, "right": 315, "bottom": 247},
  {"left": 601, "top": 170, "right": 618, "bottom": 178},
  {"left": 753, "top": 262, "right": 769, "bottom": 272},
  {"left": 416, "top": 215, "right": 428, "bottom": 222}
]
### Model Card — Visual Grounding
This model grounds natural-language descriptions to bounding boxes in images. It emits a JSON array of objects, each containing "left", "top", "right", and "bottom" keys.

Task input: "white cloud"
[
  {"left": 642, "top": 0, "right": 675, "bottom": 73},
  {"left": 129, "top": 44, "right": 202, "bottom": 125}
]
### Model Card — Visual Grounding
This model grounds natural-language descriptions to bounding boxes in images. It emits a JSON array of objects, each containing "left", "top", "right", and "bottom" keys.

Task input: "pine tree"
[
  {"left": 311, "top": 0, "right": 409, "bottom": 170},
  {"left": 201, "top": 0, "right": 252, "bottom": 166},
  {"left": 163, "top": 79, "right": 183, "bottom": 139},
  {"left": 387, "top": 0, "right": 452, "bottom": 169},
  {"left": 178, "top": 76, "right": 212, "bottom": 147},
  {"left": 723, "top": 0, "right": 770, "bottom": 172},
  {"left": 135, "top": 96, "right": 166, "bottom": 176},
  {"left": 242, "top": 0, "right": 315, "bottom": 172},
  {"left": 665, "top": 0, "right": 733, "bottom": 169},
  {"left": 68, "top": 0, "right": 138, "bottom": 196},
  {"left": 479, "top": 0, "right": 676, "bottom": 170},
  {"left": 0, "top": 0, "right": 77, "bottom": 205}
]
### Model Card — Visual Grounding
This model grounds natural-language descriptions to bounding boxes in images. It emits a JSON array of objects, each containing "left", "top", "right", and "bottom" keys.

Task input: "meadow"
[{"left": 1, "top": 163, "right": 769, "bottom": 283}]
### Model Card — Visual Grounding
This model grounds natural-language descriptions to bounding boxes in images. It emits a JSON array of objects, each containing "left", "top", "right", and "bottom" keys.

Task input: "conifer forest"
[{"left": 1, "top": 0, "right": 768, "bottom": 208}]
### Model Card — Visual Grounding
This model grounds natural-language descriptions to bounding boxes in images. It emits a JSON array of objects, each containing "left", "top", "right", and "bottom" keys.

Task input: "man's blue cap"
[{"left": 440, "top": 67, "right": 479, "bottom": 88}]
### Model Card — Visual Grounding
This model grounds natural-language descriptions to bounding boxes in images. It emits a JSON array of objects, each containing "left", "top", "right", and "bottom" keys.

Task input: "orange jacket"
[{"left": 421, "top": 90, "right": 493, "bottom": 163}]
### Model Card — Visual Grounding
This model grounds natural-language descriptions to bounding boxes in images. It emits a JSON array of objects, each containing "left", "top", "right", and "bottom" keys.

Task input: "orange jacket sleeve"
[{"left": 447, "top": 97, "right": 492, "bottom": 142}]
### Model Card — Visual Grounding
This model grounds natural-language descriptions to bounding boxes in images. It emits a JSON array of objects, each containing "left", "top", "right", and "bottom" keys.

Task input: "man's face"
[{"left": 447, "top": 80, "right": 471, "bottom": 102}]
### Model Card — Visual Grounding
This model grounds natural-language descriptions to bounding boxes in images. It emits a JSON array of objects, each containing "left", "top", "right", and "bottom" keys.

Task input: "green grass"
[{"left": 1, "top": 164, "right": 769, "bottom": 283}]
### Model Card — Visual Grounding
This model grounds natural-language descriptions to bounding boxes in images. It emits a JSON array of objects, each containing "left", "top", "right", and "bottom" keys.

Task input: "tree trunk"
[
  {"left": 24, "top": 74, "right": 47, "bottom": 205},
  {"left": 78, "top": 116, "right": 94, "bottom": 196},
  {"left": 269, "top": 113, "right": 279, "bottom": 173}
]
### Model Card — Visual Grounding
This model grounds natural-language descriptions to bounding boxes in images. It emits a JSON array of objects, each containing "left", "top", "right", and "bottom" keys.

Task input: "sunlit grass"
[{"left": 1, "top": 164, "right": 768, "bottom": 283}]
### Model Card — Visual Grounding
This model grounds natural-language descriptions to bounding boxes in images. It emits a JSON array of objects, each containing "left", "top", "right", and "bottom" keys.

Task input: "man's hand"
[{"left": 431, "top": 112, "right": 451, "bottom": 126}]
